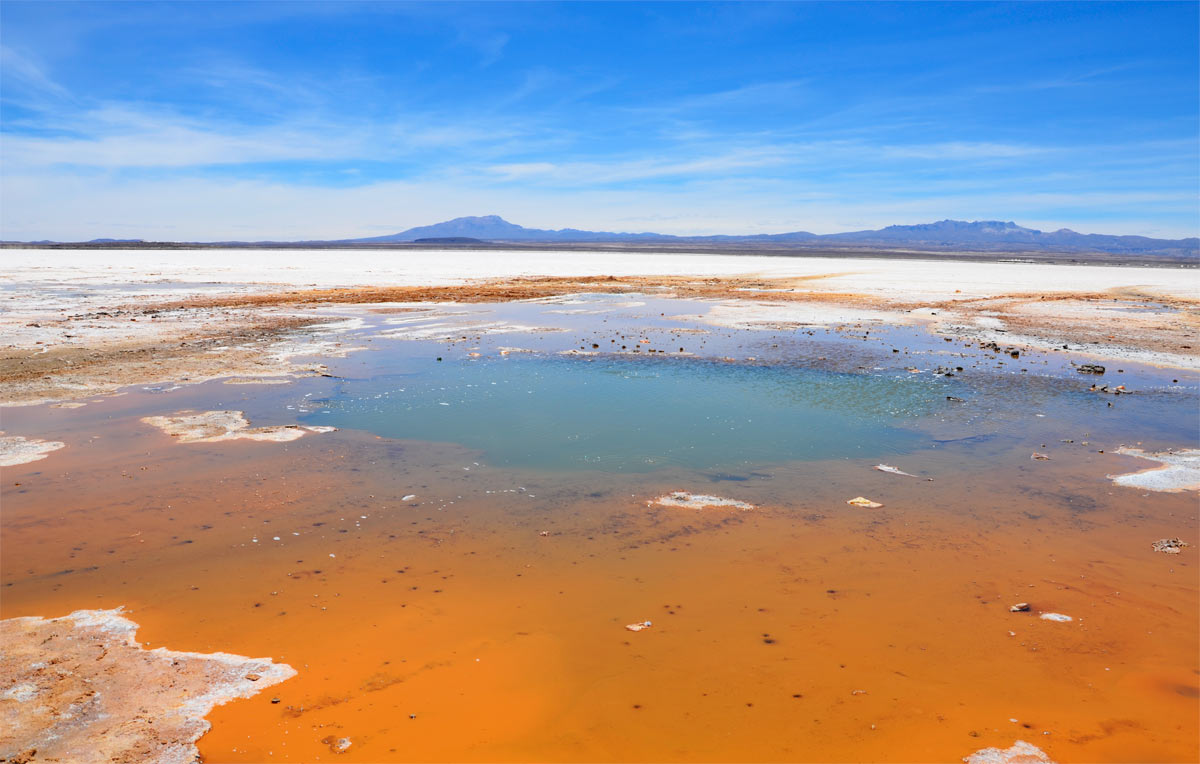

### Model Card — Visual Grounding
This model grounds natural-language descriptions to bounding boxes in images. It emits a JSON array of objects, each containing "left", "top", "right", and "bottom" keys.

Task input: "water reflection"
[{"left": 304, "top": 355, "right": 945, "bottom": 471}]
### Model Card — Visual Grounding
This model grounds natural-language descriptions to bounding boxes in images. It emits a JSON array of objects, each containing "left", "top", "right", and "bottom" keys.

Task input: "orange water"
[{"left": 3, "top": 409, "right": 1196, "bottom": 762}]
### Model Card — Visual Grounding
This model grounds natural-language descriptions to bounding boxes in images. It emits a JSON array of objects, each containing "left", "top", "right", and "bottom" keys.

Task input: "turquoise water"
[{"left": 303, "top": 354, "right": 948, "bottom": 471}]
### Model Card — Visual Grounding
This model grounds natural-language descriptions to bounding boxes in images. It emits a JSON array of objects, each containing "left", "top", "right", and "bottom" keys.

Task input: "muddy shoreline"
[{"left": 2, "top": 271, "right": 1196, "bottom": 407}]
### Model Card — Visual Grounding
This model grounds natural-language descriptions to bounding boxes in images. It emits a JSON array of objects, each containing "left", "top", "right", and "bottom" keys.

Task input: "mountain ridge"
[
  {"left": 6, "top": 216, "right": 1196, "bottom": 256},
  {"left": 337, "top": 215, "right": 1196, "bottom": 255}
]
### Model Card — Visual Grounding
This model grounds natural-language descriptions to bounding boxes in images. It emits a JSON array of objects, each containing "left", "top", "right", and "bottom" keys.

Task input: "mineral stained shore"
[
  {"left": 0, "top": 249, "right": 1194, "bottom": 762},
  {"left": 0, "top": 608, "right": 295, "bottom": 764},
  {"left": 1, "top": 249, "right": 1196, "bottom": 406}
]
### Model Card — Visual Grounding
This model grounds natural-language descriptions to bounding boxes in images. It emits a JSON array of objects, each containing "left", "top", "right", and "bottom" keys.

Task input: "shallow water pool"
[{"left": 303, "top": 354, "right": 949, "bottom": 471}]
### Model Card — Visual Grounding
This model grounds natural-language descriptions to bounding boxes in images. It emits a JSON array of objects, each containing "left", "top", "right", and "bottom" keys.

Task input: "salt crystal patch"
[{"left": 650, "top": 491, "right": 754, "bottom": 510}]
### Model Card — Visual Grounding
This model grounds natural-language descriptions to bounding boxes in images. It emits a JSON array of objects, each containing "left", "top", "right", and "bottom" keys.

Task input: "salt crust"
[
  {"left": 141, "top": 410, "right": 336, "bottom": 443},
  {"left": 963, "top": 740, "right": 1054, "bottom": 764},
  {"left": 0, "top": 432, "right": 65, "bottom": 467},
  {"left": 1107, "top": 448, "right": 1200, "bottom": 493},
  {"left": 0, "top": 607, "right": 296, "bottom": 764},
  {"left": 650, "top": 491, "right": 755, "bottom": 510}
]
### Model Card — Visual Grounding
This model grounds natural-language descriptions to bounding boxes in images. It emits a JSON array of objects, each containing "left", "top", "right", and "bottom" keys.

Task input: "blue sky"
[{"left": 1, "top": 1, "right": 1197, "bottom": 240}]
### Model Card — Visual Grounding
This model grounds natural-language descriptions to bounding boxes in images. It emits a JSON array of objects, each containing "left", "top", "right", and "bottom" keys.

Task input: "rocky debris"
[
  {"left": 625, "top": 621, "right": 653, "bottom": 632},
  {"left": 1009, "top": 603, "right": 1031, "bottom": 612},
  {"left": 1107, "top": 448, "right": 1200, "bottom": 493},
  {"left": 649, "top": 491, "right": 755, "bottom": 510},
  {"left": 978, "top": 341, "right": 1023, "bottom": 358},
  {"left": 1151, "top": 538, "right": 1190, "bottom": 554},
  {"left": 322, "top": 736, "right": 353, "bottom": 753},
  {"left": 846, "top": 496, "right": 884, "bottom": 508},
  {"left": 1039, "top": 613, "right": 1072, "bottom": 623},
  {"left": 0, "top": 608, "right": 295, "bottom": 764},
  {"left": 0, "top": 433, "right": 66, "bottom": 467},
  {"left": 1075, "top": 363, "right": 1106, "bottom": 374},
  {"left": 141, "top": 410, "right": 336, "bottom": 444},
  {"left": 964, "top": 740, "right": 1054, "bottom": 764}
]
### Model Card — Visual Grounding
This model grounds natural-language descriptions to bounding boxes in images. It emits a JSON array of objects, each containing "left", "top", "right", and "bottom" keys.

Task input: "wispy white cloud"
[
  {"left": 975, "top": 63, "right": 1141, "bottom": 93},
  {"left": 880, "top": 141, "right": 1046, "bottom": 160},
  {"left": 0, "top": 45, "right": 72, "bottom": 103},
  {"left": 485, "top": 146, "right": 793, "bottom": 184}
]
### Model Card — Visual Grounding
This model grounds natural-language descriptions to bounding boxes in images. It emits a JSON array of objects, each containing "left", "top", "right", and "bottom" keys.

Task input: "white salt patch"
[
  {"left": 222, "top": 377, "right": 293, "bottom": 385},
  {"left": 3, "top": 682, "right": 38, "bottom": 702},
  {"left": 704, "top": 300, "right": 903, "bottom": 330},
  {"left": 0, "top": 432, "right": 66, "bottom": 467},
  {"left": 650, "top": 491, "right": 755, "bottom": 510},
  {"left": 964, "top": 740, "right": 1054, "bottom": 763},
  {"left": 141, "top": 410, "right": 335, "bottom": 444},
  {"left": 1039, "top": 613, "right": 1072, "bottom": 623},
  {"left": 1108, "top": 448, "right": 1200, "bottom": 493}
]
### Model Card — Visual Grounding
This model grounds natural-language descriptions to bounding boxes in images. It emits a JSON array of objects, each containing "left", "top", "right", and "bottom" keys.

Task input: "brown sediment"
[
  {"left": 0, "top": 314, "right": 333, "bottom": 406},
  {"left": 0, "top": 608, "right": 294, "bottom": 764},
  {"left": 932, "top": 290, "right": 1200, "bottom": 364},
  {"left": 2, "top": 275, "right": 1196, "bottom": 406}
]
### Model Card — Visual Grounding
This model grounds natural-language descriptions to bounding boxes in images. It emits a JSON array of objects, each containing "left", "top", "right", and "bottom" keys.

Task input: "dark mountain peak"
[
  {"left": 446, "top": 214, "right": 511, "bottom": 225},
  {"left": 882, "top": 219, "right": 1030, "bottom": 233}
]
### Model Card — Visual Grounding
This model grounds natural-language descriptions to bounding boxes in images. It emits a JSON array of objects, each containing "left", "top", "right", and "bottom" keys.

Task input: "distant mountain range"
[
  {"left": 338, "top": 215, "right": 1197, "bottom": 255},
  {"left": 7, "top": 215, "right": 1196, "bottom": 256}
]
